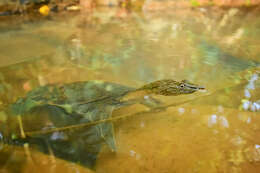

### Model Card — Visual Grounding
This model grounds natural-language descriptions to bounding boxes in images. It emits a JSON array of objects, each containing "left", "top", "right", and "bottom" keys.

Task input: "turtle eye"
[{"left": 180, "top": 84, "right": 185, "bottom": 88}]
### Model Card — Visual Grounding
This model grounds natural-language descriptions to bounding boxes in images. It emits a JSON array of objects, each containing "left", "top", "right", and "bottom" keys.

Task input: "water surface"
[{"left": 0, "top": 7, "right": 260, "bottom": 173}]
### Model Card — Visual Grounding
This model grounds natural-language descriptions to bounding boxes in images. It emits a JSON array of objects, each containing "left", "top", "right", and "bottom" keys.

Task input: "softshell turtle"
[
  {"left": 5, "top": 79, "right": 204, "bottom": 168},
  {"left": 11, "top": 79, "right": 205, "bottom": 116}
]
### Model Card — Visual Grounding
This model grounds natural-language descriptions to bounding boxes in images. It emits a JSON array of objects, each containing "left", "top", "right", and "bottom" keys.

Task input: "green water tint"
[
  {"left": 3, "top": 79, "right": 203, "bottom": 168},
  {"left": 0, "top": 7, "right": 260, "bottom": 173}
]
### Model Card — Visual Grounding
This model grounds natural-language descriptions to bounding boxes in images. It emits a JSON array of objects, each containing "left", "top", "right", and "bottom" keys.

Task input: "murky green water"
[{"left": 0, "top": 7, "right": 260, "bottom": 173}]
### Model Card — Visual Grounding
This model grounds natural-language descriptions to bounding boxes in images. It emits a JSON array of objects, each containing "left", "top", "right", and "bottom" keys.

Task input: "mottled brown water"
[{"left": 0, "top": 7, "right": 260, "bottom": 173}]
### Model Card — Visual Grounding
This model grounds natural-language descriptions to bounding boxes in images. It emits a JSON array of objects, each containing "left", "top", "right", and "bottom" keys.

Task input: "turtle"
[
  {"left": 10, "top": 79, "right": 205, "bottom": 116},
  {"left": 4, "top": 79, "right": 204, "bottom": 168}
]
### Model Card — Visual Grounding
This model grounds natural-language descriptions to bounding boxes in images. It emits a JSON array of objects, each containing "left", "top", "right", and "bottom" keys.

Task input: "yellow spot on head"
[{"left": 39, "top": 5, "right": 50, "bottom": 16}]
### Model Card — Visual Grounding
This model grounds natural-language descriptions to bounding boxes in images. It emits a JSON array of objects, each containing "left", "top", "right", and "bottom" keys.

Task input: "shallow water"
[{"left": 0, "top": 7, "right": 260, "bottom": 173}]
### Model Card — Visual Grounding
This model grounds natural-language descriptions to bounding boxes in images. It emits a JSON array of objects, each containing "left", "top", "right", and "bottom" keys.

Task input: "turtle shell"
[
  {"left": 11, "top": 80, "right": 135, "bottom": 116},
  {"left": 6, "top": 80, "right": 136, "bottom": 169}
]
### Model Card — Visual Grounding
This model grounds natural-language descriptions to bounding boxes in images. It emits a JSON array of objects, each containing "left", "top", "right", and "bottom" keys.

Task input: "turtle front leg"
[
  {"left": 118, "top": 95, "right": 164, "bottom": 109},
  {"left": 139, "top": 95, "right": 164, "bottom": 108}
]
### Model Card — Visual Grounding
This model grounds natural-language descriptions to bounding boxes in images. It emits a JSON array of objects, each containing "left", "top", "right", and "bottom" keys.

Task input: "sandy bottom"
[{"left": 96, "top": 104, "right": 260, "bottom": 173}]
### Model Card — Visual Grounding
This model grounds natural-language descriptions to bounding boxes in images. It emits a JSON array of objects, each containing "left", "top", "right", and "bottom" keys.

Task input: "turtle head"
[
  {"left": 139, "top": 79, "right": 205, "bottom": 96},
  {"left": 176, "top": 80, "right": 205, "bottom": 95}
]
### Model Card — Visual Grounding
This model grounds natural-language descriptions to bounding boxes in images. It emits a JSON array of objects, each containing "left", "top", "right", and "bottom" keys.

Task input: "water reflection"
[
  {"left": 208, "top": 114, "right": 217, "bottom": 127},
  {"left": 241, "top": 73, "right": 260, "bottom": 112},
  {"left": 208, "top": 114, "right": 229, "bottom": 128},
  {"left": 0, "top": 7, "right": 260, "bottom": 173}
]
